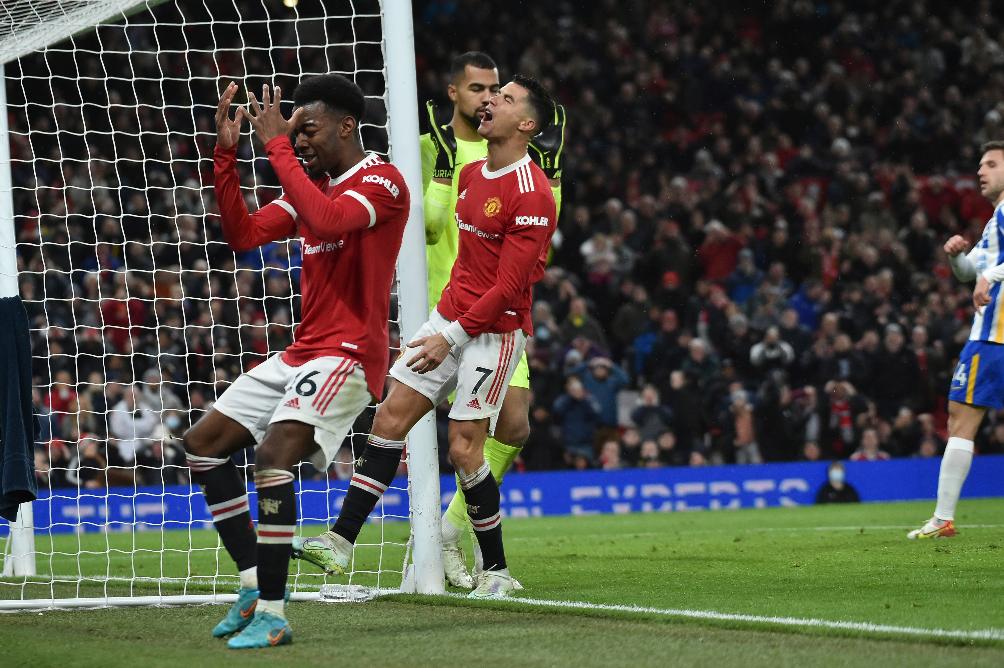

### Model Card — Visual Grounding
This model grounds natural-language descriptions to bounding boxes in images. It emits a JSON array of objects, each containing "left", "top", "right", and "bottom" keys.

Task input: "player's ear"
[
  {"left": 519, "top": 117, "right": 537, "bottom": 135},
  {"left": 447, "top": 83, "right": 458, "bottom": 104},
  {"left": 339, "top": 114, "right": 358, "bottom": 139}
]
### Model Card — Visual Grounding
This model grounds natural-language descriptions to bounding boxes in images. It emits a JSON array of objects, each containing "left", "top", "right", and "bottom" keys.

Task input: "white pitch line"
[{"left": 449, "top": 594, "right": 1004, "bottom": 642}]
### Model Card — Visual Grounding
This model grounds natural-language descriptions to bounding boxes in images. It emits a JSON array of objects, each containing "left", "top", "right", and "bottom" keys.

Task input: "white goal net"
[{"left": 0, "top": 0, "right": 439, "bottom": 608}]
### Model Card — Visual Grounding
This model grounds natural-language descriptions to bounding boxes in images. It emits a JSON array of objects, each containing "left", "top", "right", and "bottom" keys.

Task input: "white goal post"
[{"left": 0, "top": 0, "right": 443, "bottom": 609}]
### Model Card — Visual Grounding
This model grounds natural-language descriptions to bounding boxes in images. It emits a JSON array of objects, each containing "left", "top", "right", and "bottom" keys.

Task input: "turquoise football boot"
[{"left": 227, "top": 611, "right": 293, "bottom": 649}]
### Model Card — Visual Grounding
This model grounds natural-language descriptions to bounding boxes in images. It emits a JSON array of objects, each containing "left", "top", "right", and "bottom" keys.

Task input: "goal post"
[{"left": 0, "top": 0, "right": 443, "bottom": 608}]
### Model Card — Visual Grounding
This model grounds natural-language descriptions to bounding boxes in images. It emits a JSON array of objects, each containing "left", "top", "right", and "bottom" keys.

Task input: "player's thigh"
[
  {"left": 372, "top": 379, "right": 438, "bottom": 441},
  {"left": 183, "top": 407, "right": 257, "bottom": 458},
  {"left": 256, "top": 421, "right": 317, "bottom": 470},
  {"left": 388, "top": 312, "right": 460, "bottom": 419},
  {"left": 209, "top": 353, "right": 290, "bottom": 447},
  {"left": 267, "top": 356, "right": 372, "bottom": 471},
  {"left": 450, "top": 330, "right": 527, "bottom": 426}
]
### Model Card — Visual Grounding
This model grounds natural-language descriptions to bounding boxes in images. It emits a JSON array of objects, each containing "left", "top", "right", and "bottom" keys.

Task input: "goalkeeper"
[{"left": 422, "top": 52, "right": 564, "bottom": 588}]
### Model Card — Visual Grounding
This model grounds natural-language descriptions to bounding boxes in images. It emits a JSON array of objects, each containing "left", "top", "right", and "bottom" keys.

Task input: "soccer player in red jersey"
[
  {"left": 184, "top": 74, "right": 409, "bottom": 649},
  {"left": 293, "top": 75, "right": 557, "bottom": 599}
]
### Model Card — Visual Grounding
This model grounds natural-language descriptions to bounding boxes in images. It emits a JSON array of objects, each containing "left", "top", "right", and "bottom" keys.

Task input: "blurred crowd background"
[{"left": 11, "top": 0, "right": 1004, "bottom": 490}]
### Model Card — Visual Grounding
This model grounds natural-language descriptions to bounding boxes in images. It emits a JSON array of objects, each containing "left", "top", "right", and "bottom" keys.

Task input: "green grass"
[{"left": 3, "top": 499, "right": 1004, "bottom": 666}]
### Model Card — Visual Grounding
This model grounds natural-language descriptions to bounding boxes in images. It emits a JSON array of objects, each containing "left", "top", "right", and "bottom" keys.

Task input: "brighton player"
[
  {"left": 909, "top": 140, "right": 1004, "bottom": 539},
  {"left": 293, "top": 75, "right": 558, "bottom": 599},
  {"left": 185, "top": 75, "right": 408, "bottom": 648},
  {"left": 421, "top": 53, "right": 565, "bottom": 587}
]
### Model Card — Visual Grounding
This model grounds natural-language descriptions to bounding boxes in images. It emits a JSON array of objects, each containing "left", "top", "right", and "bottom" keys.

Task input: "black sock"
[
  {"left": 461, "top": 462, "right": 506, "bottom": 571},
  {"left": 187, "top": 454, "right": 256, "bottom": 573},
  {"left": 332, "top": 435, "right": 404, "bottom": 543},
  {"left": 254, "top": 468, "right": 296, "bottom": 602}
]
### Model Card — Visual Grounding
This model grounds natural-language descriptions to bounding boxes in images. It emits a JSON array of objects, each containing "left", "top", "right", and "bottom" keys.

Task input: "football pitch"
[{"left": 3, "top": 499, "right": 1004, "bottom": 666}]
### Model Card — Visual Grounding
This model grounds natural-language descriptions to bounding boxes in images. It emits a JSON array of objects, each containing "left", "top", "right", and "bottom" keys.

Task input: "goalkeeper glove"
[
  {"left": 529, "top": 103, "right": 566, "bottom": 179},
  {"left": 426, "top": 100, "right": 458, "bottom": 181}
]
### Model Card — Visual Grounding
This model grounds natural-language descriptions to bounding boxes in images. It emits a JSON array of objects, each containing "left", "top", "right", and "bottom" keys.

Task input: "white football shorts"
[
  {"left": 213, "top": 353, "right": 371, "bottom": 470},
  {"left": 390, "top": 310, "right": 527, "bottom": 428}
]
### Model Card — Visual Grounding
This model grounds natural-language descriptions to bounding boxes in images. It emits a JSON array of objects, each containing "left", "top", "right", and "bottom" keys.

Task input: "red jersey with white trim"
[
  {"left": 437, "top": 154, "right": 557, "bottom": 338},
  {"left": 213, "top": 137, "right": 409, "bottom": 398}
]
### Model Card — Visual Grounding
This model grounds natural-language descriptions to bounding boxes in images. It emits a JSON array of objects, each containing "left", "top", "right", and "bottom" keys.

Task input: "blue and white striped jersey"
[{"left": 966, "top": 203, "right": 1004, "bottom": 342}]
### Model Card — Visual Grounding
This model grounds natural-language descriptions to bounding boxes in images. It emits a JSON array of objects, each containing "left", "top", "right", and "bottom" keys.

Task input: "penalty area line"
[{"left": 453, "top": 594, "right": 1004, "bottom": 642}]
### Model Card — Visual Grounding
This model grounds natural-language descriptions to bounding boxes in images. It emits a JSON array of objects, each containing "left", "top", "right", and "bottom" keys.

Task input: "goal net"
[{"left": 0, "top": 0, "right": 441, "bottom": 609}]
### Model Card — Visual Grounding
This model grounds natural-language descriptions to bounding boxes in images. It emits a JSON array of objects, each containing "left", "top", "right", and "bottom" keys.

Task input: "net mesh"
[{"left": 1, "top": 0, "right": 413, "bottom": 604}]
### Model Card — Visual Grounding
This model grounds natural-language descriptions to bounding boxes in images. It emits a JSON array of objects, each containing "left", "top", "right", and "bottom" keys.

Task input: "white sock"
[
  {"left": 441, "top": 514, "right": 462, "bottom": 545},
  {"left": 239, "top": 566, "right": 258, "bottom": 590},
  {"left": 934, "top": 437, "right": 974, "bottom": 521},
  {"left": 256, "top": 597, "right": 285, "bottom": 619}
]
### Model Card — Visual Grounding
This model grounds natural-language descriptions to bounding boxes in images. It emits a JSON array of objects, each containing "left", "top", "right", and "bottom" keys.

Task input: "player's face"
[
  {"left": 977, "top": 149, "right": 1004, "bottom": 203},
  {"left": 478, "top": 81, "right": 537, "bottom": 140},
  {"left": 292, "top": 102, "right": 356, "bottom": 178},
  {"left": 449, "top": 65, "right": 499, "bottom": 131}
]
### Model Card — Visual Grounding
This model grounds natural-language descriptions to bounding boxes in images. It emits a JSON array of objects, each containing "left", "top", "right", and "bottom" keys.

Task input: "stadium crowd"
[{"left": 12, "top": 0, "right": 1004, "bottom": 489}]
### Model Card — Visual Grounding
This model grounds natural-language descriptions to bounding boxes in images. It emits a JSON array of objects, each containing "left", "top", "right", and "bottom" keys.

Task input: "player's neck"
[
  {"left": 450, "top": 112, "right": 481, "bottom": 142},
  {"left": 327, "top": 146, "right": 368, "bottom": 179},
  {"left": 485, "top": 136, "right": 528, "bottom": 172}
]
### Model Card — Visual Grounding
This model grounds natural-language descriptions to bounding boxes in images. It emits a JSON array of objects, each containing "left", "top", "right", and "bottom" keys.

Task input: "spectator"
[
  {"left": 815, "top": 462, "right": 861, "bottom": 504},
  {"left": 630, "top": 384, "right": 673, "bottom": 440},
  {"left": 552, "top": 377, "right": 602, "bottom": 462},
  {"left": 108, "top": 386, "right": 162, "bottom": 464},
  {"left": 598, "top": 440, "right": 622, "bottom": 470},
  {"left": 850, "top": 428, "right": 892, "bottom": 462},
  {"left": 560, "top": 297, "right": 608, "bottom": 350},
  {"left": 568, "top": 357, "right": 630, "bottom": 430},
  {"left": 749, "top": 326, "right": 796, "bottom": 374}
]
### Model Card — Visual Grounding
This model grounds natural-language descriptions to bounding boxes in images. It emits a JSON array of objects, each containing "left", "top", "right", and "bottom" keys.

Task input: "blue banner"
[{"left": 4, "top": 457, "right": 1004, "bottom": 535}]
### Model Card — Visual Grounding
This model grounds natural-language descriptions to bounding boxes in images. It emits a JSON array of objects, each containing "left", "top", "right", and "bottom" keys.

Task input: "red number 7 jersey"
[{"left": 436, "top": 154, "right": 557, "bottom": 338}]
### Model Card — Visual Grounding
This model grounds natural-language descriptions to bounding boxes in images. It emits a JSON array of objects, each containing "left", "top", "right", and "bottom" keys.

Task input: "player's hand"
[
  {"left": 974, "top": 275, "right": 992, "bottom": 313},
  {"left": 427, "top": 100, "right": 457, "bottom": 181},
  {"left": 215, "top": 81, "right": 245, "bottom": 150},
  {"left": 406, "top": 333, "right": 452, "bottom": 374},
  {"left": 529, "top": 103, "right": 566, "bottom": 180},
  {"left": 944, "top": 235, "right": 968, "bottom": 256},
  {"left": 246, "top": 84, "right": 303, "bottom": 145}
]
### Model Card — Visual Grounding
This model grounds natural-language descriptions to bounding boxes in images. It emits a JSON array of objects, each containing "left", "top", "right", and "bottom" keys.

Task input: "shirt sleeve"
[
  {"left": 264, "top": 137, "right": 407, "bottom": 240},
  {"left": 949, "top": 246, "right": 979, "bottom": 282},
  {"left": 213, "top": 145, "right": 297, "bottom": 252},
  {"left": 445, "top": 187, "right": 556, "bottom": 342}
]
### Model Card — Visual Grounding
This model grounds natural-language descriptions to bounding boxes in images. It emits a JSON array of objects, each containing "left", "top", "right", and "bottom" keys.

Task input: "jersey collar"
[
  {"left": 329, "top": 153, "right": 382, "bottom": 186},
  {"left": 481, "top": 153, "right": 532, "bottom": 180}
]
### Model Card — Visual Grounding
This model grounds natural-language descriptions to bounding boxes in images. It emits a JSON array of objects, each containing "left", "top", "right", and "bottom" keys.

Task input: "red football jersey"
[
  {"left": 213, "top": 138, "right": 409, "bottom": 398},
  {"left": 437, "top": 154, "right": 557, "bottom": 338}
]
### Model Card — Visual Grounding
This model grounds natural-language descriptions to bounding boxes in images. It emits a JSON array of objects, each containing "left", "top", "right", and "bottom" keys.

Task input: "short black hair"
[
  {"left": 511, "top": 74, "right": 554, "bottom": 135},
  {"left": 449, "top": 51, "right": 497, "bottom": 80},
  {"left": 293, "top": 73, "right": 365, "bottom": 124},
  {"left": 982, "top": 140, "right": 1004, "bottom": 154}
]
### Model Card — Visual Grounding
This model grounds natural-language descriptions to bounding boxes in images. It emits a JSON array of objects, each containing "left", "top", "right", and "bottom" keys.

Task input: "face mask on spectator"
[{"left": 829, "top": 469, "right": 845, "bottom": 485}]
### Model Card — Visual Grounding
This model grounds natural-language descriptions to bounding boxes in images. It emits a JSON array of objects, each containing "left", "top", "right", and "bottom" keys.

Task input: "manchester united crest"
[{"left": 483, "top": 196, "right": 501, "bottom": 217}]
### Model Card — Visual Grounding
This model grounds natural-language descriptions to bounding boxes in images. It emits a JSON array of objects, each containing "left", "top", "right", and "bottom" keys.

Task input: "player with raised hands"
[
  {"left": 293, "top": 74, "right": 559, "bottom": 599},
  {"left": 185, "top": 75, "right": 408, "bottom": 648}
]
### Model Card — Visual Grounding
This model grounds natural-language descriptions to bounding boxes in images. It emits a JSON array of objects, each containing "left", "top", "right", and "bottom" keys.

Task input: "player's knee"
[
  {"left": 182, "top": 425, "right": 214, "bottom": 458},
  {"left": 447, "top": 431, "right": 480, "bottom": 473},
  {"left": 494, "top": 416, "right": 530, "bottom": 447}
]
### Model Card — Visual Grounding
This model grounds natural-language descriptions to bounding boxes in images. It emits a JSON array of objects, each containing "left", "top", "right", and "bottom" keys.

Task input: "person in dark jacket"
[{"left": 815, "top": 461, "right": 861, "bottom": 504}]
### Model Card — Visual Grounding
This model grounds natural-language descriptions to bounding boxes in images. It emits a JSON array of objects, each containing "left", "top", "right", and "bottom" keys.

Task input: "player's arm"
[
  {"left": 423, "top": 101, "right": 458, "bottom": 244},
  {"left": 442, "top": 190, "right": 557, "bottom": 346},
  {"left": 243, "top": 84, "right": 401, "bottom": 239},
  {"left": 212, "top": 82, "right": 296, "bottom": 252},
  {"left": 265, "top": 138, "right": 398, "bottom": 239},
  {"left": 945, "top": 234, "right": 978, "bottom": 281}
]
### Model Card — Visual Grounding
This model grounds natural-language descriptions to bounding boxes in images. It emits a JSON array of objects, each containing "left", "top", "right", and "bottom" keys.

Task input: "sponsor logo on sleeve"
[
  {"left": 361, "top": 174, "right": 400, "bottom": 198},
  {"left": 514, "top": 215, "right": 550, "bottom": 227}
]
